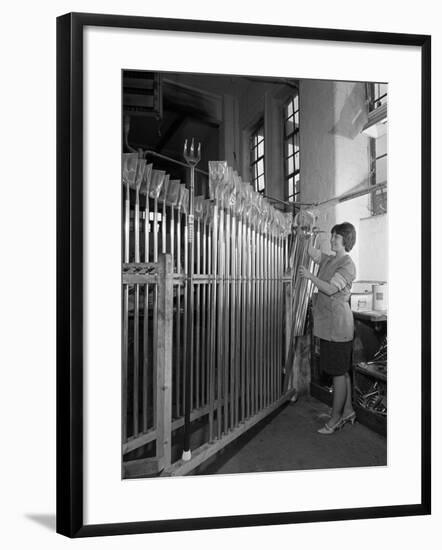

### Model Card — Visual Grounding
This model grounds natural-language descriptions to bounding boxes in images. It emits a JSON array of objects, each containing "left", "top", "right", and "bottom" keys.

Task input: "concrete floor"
[{"left": 195, "top": 395, "right": 386, "bottom": 475}]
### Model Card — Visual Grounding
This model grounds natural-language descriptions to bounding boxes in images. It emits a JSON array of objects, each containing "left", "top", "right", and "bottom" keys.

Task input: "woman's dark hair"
[{"left": 331, "top": 222, "right": 356, "bottom": 252}]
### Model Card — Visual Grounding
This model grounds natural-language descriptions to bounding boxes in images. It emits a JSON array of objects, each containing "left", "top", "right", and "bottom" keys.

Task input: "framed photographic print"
[{"left": 56, "top": 12, "right": 431, "bottom": 537}]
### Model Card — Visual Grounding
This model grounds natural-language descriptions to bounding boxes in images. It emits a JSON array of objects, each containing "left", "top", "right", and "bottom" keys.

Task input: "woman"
[{"left": 299, "top": 222, "right": 357, "bottom": 434}]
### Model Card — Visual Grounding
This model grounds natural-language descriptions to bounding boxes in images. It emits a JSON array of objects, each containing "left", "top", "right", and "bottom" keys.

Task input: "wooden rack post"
[{"left": 156, "top": 253, "right": 173, "bottom": 468}]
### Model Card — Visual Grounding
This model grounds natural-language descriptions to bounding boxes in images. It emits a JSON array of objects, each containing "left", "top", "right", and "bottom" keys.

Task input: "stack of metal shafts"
[
  {"left": 288, "top": 216, "right": 320, "bottom": 339},
  {"left": 206, "top": 160, "right": 292, "bottom": 440},
  {"left": 283, "top": 212, "right": 320, "bottom": 390},
  {"left": 122, "top": 152, "right": 190, "bottom": 444},
  {"left": 121, "top": 153, "right": 292, "bottom": 448}
]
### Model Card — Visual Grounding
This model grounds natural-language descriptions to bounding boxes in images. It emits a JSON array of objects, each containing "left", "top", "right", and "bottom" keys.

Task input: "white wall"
[
  {"left": 1, "top": 2, "right": 440, "bottom": 550},
  {"left": 359, "top": 214, "right": 388, "bottom": 281},
  {"left": 300, "top": 79, "right": 387, "bottom": 281}
]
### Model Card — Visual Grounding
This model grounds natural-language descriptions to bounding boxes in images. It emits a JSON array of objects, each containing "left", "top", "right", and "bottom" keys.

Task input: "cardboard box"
[{"left": 351, "top": 292, "right": 373, "bottom": 312}]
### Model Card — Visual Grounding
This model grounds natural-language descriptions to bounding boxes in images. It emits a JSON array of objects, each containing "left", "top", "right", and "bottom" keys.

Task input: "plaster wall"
[
  {"left": 300, "top": 79, "right": 387, "bottom": 281},
  {"left": 359, "top": 213, "right": 388, "bottom": 281}
]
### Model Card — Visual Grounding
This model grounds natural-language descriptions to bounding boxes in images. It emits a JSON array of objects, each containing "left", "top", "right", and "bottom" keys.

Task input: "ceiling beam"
[{"left": 157, "top": 114, "right": 187, "bottom": 153}]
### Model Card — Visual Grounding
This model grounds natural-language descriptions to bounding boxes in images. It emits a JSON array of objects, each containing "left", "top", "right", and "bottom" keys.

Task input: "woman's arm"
[
  {"left": 307, "top": 241, "right": 321, "bottom": 263},
  {"left": 299, "top": 266, "right": 338, "bottom": 296}
]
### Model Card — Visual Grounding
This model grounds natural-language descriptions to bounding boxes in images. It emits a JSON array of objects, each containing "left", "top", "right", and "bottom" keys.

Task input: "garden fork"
[
  {"left": 183, "top": 138, "right": 201, "bottom": 234},
  {"left": 182, "top": 138, "right": 201, "bottom": 462}
]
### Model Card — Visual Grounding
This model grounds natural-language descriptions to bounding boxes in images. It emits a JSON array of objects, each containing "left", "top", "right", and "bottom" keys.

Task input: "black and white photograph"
[
  {"left": 1, "top": 0, "right": 439, "bottom": 546},
  {"left": 52, "top": 9, "right": 431, "bottom": 539},
  {"left": 121, "top": 70, "right": 389, "bottom": 478}
]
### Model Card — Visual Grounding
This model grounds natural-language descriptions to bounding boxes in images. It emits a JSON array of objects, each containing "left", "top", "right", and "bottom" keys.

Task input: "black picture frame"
[{"left": 56, "top": 12, "right": 431, "bottom": 538}]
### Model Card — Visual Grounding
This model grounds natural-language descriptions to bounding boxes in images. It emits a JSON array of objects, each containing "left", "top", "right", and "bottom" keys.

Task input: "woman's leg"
[
  {"left": 343, "top": 372, "right": 354, "bottom": 416},
  {"left": 329, "top": 374, "right": 346, "bottom": 425}
]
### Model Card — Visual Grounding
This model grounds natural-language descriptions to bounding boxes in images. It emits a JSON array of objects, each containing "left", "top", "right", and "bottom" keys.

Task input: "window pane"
[
  {"left": 373, "top": 82, "right": 387, "bottom": 108},
  {"left": 250, "top": 121, "right": 265, "bottom": 194},
  {"left": 372, "top": 189, "right": 387, "bottom": 214},
  {"left": 287, "top": 156, "right": 294, "bottom": 175},
  {"left": 376, "top": 134, "right": 387, "bottom": 157},
  {"left": 379, "top": 83, "right": 388, "bottom": 98},
  {"left": 375, "top": 83, "right": 381, "bottom": 99},
  {"left": 286, "top": 100, "right": 293, "bottom": 117},
  {"left": 284, "top": 93, "right": 300, "bottom": 204},
  {"left": 294, "top": 173, "right": 300, "bottom": 195},
  {"left": 375, "top": 156, "right": 387, "bottom": 183},
  {"left": 286, "top": 140, "right": 294, "bottom": 158},
  {"left": 257, "top": 175, "right": 265, "bottom": 191},
  {"left": 285, "top": 116, "right": 294, "bottom": 137}
]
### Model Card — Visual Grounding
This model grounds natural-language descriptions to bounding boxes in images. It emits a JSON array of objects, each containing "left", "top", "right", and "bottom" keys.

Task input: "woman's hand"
[{"left": 299, "top": 266, "right": 312, "bottom": 280}]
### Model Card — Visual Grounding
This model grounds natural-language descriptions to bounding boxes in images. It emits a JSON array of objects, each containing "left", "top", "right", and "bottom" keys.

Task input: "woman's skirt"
[{"left": 320, "top": 338, "right": 353, "bottom": 376}]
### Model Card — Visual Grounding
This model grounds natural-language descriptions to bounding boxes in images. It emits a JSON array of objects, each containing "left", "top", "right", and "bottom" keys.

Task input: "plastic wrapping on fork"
[
  {"left": 294, "top": 209, "right": 317, "bottom": 231},
  {"left": 140, "top": 163, "right": 153, "bottom": 196},
  {"left": 122, "top": 153, "right": 139, "bottom": 187},
  {"left": 149, "top": 170, "right": 166, "bottom": 199},
  {"left": 232, "top": 174, "right": 245, "bottom": 218},
  {"left": 180, "top": 185, "right": 189, "bottom": 215},
  {"left": 203, "top": 199, "right": 213, "bottom": 226},
  {"left": 208, "top": 160, "right": 228, "bottom": 201},
  {"left": 220, "top": 180, "right": 235, "bottom": 211},
  {"left": 166, "top": 180, "right": 181, "bottom": 207},
  {"left": 158, "top": 174, "right": 170, "bottom": 203},
  {"left": 194, "top": 195, "right": 204, "bottom": 220},
  {"left": 133, "top": 159, "right": 147, "bottom": 191}
]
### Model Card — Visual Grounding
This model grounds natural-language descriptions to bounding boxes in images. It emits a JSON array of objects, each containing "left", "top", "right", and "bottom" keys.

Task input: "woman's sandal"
[
  {"left": 342, "top": 411, "right": 357, "bottom": 426},
  {"left": 317, "top": 418, "right": 344, "bottom": 435}
]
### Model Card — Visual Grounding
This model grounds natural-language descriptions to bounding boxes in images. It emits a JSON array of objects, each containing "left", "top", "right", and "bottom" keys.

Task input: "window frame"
[
  {"left": 283, "top": 91, "right": 300, "bottom": 205},
  {"left": 249, "top": 119, "right": 266, "bottom": 194},
  {"left": 368, "top": 82, "right": 388, "bottom": 112},
  {"left": 367, "top": 82, "right": 388, "bottom": 216}
]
